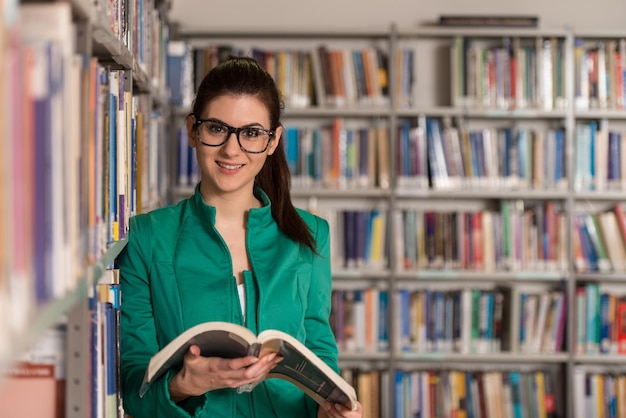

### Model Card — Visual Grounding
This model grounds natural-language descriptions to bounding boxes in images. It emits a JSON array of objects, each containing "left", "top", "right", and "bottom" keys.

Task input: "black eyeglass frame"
[{"left": 193, "top": 118, "right": 277, "bottom": 154}]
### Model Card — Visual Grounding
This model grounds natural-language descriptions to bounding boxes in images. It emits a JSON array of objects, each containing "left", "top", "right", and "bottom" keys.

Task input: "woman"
[{"left": 118, "top": 57, "right": 362, "bottom": 418}]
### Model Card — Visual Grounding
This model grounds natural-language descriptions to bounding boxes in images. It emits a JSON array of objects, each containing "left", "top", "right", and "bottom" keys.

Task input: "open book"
[{"left": 139, "top": 321, "right": 358, "bottom": 411}]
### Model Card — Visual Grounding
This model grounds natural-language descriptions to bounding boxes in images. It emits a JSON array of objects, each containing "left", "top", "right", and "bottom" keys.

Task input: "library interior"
[{"left": 2, "top": 0, "right": 626, "bottom": 417}]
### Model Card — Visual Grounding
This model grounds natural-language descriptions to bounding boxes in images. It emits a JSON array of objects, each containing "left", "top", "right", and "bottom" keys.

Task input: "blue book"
[
  {"left": 399, "top": 119, "right": 411, "bottom": 177},
  {"left": 608, "top": 131, "right": 621, "bottom": 182},
  {"left": 474, "top": 130, "right": 486, "bottom": 178},
  {"left": 352, "top": 50, "right": 366, "bottom": 101},
  {"left": 599, "top": 292, "right": 611, "bottom": 353},
  {"left": 394, "top": 371, "right": 405, "bottom": 418},
  {"left": 433, "top": 291, "right": 445, "bottom": 351},
  {"left": 501, "top": 128, "right": 512, "bottom": 178},
  {"left": 554, "top": 129, "right": 565, "bottom": 184},
  {"left": 517, "top": 129, "right": 528, "bottom": 181},
  {"left": 344, "top": 129, "right": 355, "bottom": 183},
  {"left": 578, "top": 216, "right": 599, "bottom": 272},
  {"left": 585, "top": 283, "right": 600, "bottom": 354},
  {"left": 285, "top": 127, "right": 299, "bottom": 177},
  {"left": 378, "top": 291, "right": 389, "bottom": 351},
  {"left": 509, "top": 371, "right": 523, "bottom": 418},
  {"left": 468, "top": 131, "right": 480, "bottom": 179},
  {"left": 465, "top": 371, "right": 475, "bottom": 418},
  {"left": 312, "top": 128, "right": 323, "bottom": 183},
  {"left": 589, "top": 121, "right": 597, "bottom": 185}
]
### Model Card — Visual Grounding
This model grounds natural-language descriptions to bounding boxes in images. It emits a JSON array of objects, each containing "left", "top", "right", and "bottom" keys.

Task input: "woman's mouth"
[{"left": 217, "top": 161, "right": 244, "bottom": 170}]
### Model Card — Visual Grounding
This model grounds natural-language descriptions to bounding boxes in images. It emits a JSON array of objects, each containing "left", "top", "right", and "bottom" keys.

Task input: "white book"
[
  {"left": 542, "top": 39, "right": 554, "bottom": 110},
  {"left": 533, "top": 291, "right": 552, "bottom": 353}
]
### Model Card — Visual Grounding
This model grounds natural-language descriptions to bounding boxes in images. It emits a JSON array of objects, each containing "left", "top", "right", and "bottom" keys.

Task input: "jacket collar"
[{"left": 189, "top": 183, "right": 273, "bottom": 229}]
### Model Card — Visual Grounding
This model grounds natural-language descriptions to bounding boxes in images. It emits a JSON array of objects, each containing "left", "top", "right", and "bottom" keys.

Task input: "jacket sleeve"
[
  {"left": 303, "top": 216, "right": 340, "bottom": 415},
  {"left": 118, "top": 215, "right": 197, "bottom": 418}
]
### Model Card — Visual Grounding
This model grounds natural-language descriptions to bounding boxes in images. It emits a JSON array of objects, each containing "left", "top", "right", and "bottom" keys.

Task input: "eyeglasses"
[{"left": 193, "top": 118, "right": 276, "bottom": 154}]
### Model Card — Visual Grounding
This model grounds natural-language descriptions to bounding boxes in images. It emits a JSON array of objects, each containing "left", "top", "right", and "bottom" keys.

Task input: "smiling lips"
[{"left": 217, "top": 161, "right": 244, "bottom": 170}]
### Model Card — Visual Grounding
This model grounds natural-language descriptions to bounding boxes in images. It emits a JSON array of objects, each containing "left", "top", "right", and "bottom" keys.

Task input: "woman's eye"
[
  {"left": 208, "top": 123, "right": 225, "bottom": 134},
  {"left": 242, "top": 129, "right": 260, "bottom": 138}
]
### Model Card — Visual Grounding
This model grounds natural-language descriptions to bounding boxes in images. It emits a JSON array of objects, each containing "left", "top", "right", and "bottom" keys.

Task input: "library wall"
[{"left": 170, "top": 0, "right": 626, "bottom": 34}]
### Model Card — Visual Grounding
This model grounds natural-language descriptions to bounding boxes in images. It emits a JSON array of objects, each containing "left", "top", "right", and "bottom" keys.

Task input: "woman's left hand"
[{"left": 317, "top": 401, "right": 363, "bottom": 418}]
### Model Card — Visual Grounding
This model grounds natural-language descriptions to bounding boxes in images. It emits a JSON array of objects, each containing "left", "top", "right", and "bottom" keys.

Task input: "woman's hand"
[
  {"left": 317, "top": 401, "right": 363, "bottom": 418},
  {"left": 168, "top": 345, "right": 282, "bottom": 402}
]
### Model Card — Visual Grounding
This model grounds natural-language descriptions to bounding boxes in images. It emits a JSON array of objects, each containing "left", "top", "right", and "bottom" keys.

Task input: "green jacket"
[{"left": 118, "top": 186, "right": 338, "bottom": 418}]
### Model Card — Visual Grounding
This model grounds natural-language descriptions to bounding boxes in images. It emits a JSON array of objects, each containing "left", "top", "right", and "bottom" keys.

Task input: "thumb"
[{"left": 187, "top": 344, "right": 201, "bottom": 357}]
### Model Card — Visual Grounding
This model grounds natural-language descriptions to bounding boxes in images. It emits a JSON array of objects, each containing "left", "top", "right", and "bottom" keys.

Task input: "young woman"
[{"left": 118, "top": 57, "right": 363, "bottom": 418}]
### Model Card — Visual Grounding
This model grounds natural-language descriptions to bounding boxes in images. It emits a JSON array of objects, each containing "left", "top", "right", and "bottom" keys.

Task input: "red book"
[
  {"left": 472, "top": 211, "right": 483, "bottom": 271},
  {"left": 0, "top": 362, "right": 64, "bottom": 418},
  {"left": 545, "top": 201, "right": 556, "bottom": 265}
]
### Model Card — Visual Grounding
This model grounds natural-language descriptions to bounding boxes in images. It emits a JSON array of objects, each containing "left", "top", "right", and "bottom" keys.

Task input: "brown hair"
[{"left": 192, "top": 57, "right": 316, "bottom": 252}]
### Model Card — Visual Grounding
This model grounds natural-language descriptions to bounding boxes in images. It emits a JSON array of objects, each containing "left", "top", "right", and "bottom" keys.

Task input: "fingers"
[
  {"left": 240, "top": 353, "right": 282, "bottom": 381},
  {"left": 321, "top": 401, "right": 362, "bottom": 418}
]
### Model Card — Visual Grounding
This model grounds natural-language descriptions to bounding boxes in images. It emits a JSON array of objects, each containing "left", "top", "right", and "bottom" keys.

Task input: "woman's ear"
[
  {"left": 267, "top": 125, "right": 283, "bottom": 156},
  {"left": 186, "top": 114, "right": 197, "bottom": 148}
]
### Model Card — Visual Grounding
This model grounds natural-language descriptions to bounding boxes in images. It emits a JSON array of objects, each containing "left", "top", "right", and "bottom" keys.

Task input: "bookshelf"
[
  {"left": 0, "top": 0, "right": 171, "bottom": 416},
  {"left": 168, "top": 23, "right": 626, "bottom": 417}
]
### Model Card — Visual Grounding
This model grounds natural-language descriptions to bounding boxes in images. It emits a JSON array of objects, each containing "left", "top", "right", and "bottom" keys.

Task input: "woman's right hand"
[{"left": 168, "top": 345, "right": 282, "bottom": 402}]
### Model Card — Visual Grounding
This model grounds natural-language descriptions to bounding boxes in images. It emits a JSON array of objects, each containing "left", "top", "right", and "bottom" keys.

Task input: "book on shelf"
[
  {"left": 438, "top": 15, "right": 539, "bottom": 28},
  {"left": 140, "top": 321, "right": 358, "bottom": 411},
  {"left": 0, "top": 326, "right": 66, "bottom": 418}
]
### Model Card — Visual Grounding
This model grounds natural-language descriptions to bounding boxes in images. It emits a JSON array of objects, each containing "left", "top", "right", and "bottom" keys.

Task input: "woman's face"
[{"left": 187, "top": 94, "right": 282, "bottom": 199}]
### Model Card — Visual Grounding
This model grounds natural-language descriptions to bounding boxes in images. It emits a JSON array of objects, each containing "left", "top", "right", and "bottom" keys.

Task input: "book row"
[
  {"left": 394, "top": 369, "right": 559, "bottom": 418},
  {"left": 576, "top": 283, "right": 626, "bottom": 356},
  {"left": 451, "top": 36, "right": 566, "bottom": 111},
  {"left": 338, "top": 367, "right": 562, "bottom": 418},
  {"left": 573, "top": 205, "right": 626, "bottom": 273},
  {"left": 331, "top": 288, "right": 389, "bottom": 353},
  {"left": 0, "top": 2, "right": 167, "bottom": 355},
  {"left": 174, "top": 120, "right": 393, "bottom": 191},
  {"left": 451, "top": 35, "right": 626, "bottom": 112},
  {"left": 423, "top": 117, "right": 567, "bottom": 192},
  {"left": 331, "top": 285, "right": 569, "bottom": 356},
  {"left": 0, "top": 269, "right": 122, "bottom": 418},
  {"left": 393, "top": 202, "right": 568, "bottom": 273},
  {"left": 99, "top": 0, "right": 168, "bottom": 94},
  {"left": 170, "top": 35, "right": 626, "bottom": 112},
  {"left": 574, "top": 38, "right": 626, "bottom": 111},
  {"left": 174, "top": 116, "right": 583, "bottom": 194},
  {"left": 574, "top": 121, "right": 626, "bottom": 192},
  {"left": 396, "top": 286, "right": 566, "bottom": 355},
  {"left": 573, "top": 369, "right": 626, "bottom": 418},
  {"left": 174, "top": 118, "right": 626, "bottom": 196},
  {"left": 169, "top": 42, "right": 412, "bottom": 110}
]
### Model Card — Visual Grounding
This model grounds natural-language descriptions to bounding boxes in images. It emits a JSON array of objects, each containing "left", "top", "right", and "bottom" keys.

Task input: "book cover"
[{"left": 139, "top": 321, "right": 358, "bottom": 411}]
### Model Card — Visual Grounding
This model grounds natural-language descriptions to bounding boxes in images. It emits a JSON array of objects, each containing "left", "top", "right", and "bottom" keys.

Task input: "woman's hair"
[{"left": 192, "top": 57, "right": 316, "bottom": 252}]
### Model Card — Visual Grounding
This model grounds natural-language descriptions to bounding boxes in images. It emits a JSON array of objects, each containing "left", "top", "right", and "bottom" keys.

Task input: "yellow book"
[
  {"left": 457, "top": 371, "right": 467, "bottom": 418},
  {"left": 596, "top": 374, "right": 605, "bottom": 418},
  {"left": 535, "top": 371, "right": 547, "bottom": 418}
]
